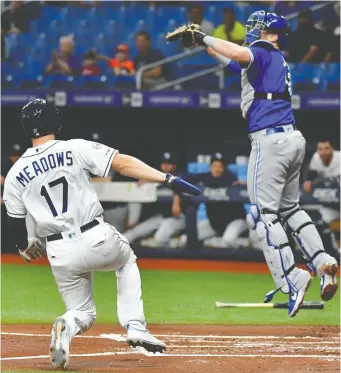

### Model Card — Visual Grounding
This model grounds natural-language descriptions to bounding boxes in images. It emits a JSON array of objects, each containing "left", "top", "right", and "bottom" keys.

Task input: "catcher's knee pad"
[
  {"left": 280, "top": 204, "right": 327, "bottom": 271},
  {"left": 260, "top": 209, "right": 291, "bottom": 250},
  {"left": 246, "top": 204, "right": 260, "bottom": 230},
  {"left": 253, "top": 209, "right": 296, "bottom": 293}
]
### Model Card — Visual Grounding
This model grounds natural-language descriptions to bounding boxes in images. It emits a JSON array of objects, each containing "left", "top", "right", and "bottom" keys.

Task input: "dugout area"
[{"left": 1, "top": 258, "right": 340, "bottom": 373}]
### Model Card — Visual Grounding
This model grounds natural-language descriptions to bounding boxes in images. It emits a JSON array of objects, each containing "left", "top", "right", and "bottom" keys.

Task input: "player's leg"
[
  {"left": 279, "top": 133, "right": 338, "bottom": 301},
  {"left": 246, "top": 135, "right": 311, "bottom": 317},
  {"left": 222, "top": 218, "right": 248, "bottom": 246},
  {"left": 115, "top": 248, "right": 165, "bottom": 352},
  {"left": 81, "top": 222, "right": 166, "bottom": 352},
  {"left": 48, "top": 242, "right": 96, "bottom": 369},
  {"left": 176, "top": 219, "right": 216, "bottom": 248},
  {"left": 123, "top": 215, "right": 163, "bottom": 243},
  {"left": 197, "top": 218, "right": 216, "bottom": 240},
  {"left": 154, "top": 215, "right": 186, "bottom": 245}
]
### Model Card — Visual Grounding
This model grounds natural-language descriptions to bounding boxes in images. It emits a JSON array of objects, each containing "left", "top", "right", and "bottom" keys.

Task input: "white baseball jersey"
[
  {"left": 3, "top": 139, "right": 117, "bottom": 237},
  {"left": 309, "top": 150, "right": 340, "bottom": 178}
]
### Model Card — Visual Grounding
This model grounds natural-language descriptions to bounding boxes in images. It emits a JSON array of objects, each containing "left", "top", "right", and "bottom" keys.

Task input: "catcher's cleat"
[
  {"left": 50, "top": 317, "right": 70, "bottom": 369},
  {"left": 288, "top": 270, "right": 312, "bottom": 317},
  {"left": 126, "top": 324, "right": 166, "bottom": 354},
  {"left": 319, "top": 262, "right": 338, "bottom": 301}
]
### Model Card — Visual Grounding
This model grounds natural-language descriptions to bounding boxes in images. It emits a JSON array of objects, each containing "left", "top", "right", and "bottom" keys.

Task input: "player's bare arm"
[
  {"left": 111, "top": 153, "right": 201, "bottom": 195},
  {"left": 112, "top": 154, "right": 166, "bottom": 183}
]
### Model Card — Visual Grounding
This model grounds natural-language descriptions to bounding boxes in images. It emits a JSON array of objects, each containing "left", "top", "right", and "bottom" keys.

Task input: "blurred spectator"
[
  {"left": 134, "top": 31, "right": 171, "bottom": 89},
  {"left": 1, "top": 1, "right": 30, "bottom": 34},
  {"left": 82, "top": 50, "right": 102, "bottom": 76},
  {"left": 173, "top": 153, "right": 248, "bottom": 249},
  {"left": 188, "top": 3, "right": 214, "bottom": 36},
  {"left": 97, "top": 44, "right": 135, "bottom": 76},
  {"left": 1, "top": 143, "right": 22, "bottom": 178},
  {"left": 79, "top": 0, "right": 100, "bottom": 7},
  {"left": 124, "top": 152, "right": 185, "bottom": 247},
  {"left": 1, "top": 143, "right": 23, "bottom": 204},
  {"left": 44, "top": 1, "right": 69, "bottom": 6},
  {"left": 303, "top": 140, "right": 340, "bottom": 194},
  {"left": 45, "top": 36, "right": 82, "bottom": 75},
  {"left": 213, "top": 8, "right": 245, "bottom": 45},
  {"left": 287, "top": 9, "right": 329, "bottom": 63},
  {"left": 303, "top": 140, "right": 340, "bottom": 255},
  {"left": 274, "top": 1, "right": 314, "bottom": 16},
  {"left": 1, "top": 31, "right": 6, "bottom": 60},
  {"left": 323, "top": 2, "right": 340, "bottom": 62}
]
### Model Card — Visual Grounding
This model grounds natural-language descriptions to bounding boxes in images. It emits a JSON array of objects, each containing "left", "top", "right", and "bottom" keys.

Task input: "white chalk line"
[
  {"left": 167, "top": 339, "right": 339, "bottom": 345},
  {"left": 2, "top": 352, "right": 340, "bottom": 361},
  {"left": 168, "top": 345, "right": 340, "bottom": 352},
  {"left": 2, "top": 331, "right": 340, "bottom": 341}
]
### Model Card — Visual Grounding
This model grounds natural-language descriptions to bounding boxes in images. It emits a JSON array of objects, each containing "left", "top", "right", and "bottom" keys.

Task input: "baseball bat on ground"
[{"left": 215, "top": 301, "right": 324, "bottom": 310}]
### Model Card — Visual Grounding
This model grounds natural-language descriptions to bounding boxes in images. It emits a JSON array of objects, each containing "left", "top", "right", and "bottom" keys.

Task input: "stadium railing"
[{"left": 136, "top": 46, "right": 225, "bottom": 91}]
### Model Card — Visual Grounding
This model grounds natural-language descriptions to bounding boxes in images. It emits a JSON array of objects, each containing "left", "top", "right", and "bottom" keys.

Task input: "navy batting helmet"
[
  {"left": 244, "top": 10, "right": 291, "bottom": 49},
  {"left": 21, "top": 98, "right": 62, "bottom": 138}
]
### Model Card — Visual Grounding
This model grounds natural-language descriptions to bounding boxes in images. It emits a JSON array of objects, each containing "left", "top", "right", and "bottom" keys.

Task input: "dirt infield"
[{"left": 1, "top": 325, "right": 340, "bottom": 373}]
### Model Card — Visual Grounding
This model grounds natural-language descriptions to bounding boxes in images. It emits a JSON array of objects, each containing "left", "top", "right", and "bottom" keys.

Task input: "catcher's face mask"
[
  {"left": 244, "top": 10, "right": 290, "bottom": 49},
  {"left": 244, "top": 10, "right": 267, "bottom": 47}
]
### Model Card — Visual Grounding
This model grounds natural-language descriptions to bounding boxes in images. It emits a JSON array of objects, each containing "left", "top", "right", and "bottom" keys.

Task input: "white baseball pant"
[{"left": 46, "top": 218, "right": 145, "bottom": 338}]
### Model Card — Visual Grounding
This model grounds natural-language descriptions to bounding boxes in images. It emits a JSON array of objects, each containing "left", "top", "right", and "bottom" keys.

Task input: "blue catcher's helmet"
[
  {"left": 21, "top": 98, "right": 62, "bottom": 138},
  {"left": 244, "top": 10, "right": 291, "bottom": 49}
]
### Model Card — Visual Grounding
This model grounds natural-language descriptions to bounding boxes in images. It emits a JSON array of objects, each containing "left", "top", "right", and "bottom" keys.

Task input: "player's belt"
[
  {"left": 47, "top": 219, "right": 100, "bottom": 242},
  {"left": 254, "top": 92, "right": 291, "bottom": 102},
  {"left": 248, "top": 124, "right": 297, "bottom": 141}
]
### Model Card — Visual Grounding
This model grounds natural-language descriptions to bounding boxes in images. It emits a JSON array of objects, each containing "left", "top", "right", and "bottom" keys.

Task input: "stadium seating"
[{"left": 2, "top": 2, "right": 340, "bottom": 91}]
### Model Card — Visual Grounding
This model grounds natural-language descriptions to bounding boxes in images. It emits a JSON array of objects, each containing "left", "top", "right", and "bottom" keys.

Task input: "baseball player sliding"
[
  {"left": 3, "top": 99, "right": 200, "bottom": 369},
  {"left": 166, "top": 10, "right": 338, "bottom": 317}
]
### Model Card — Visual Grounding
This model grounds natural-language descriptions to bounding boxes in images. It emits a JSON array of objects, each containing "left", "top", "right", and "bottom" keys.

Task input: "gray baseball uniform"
[{"left": 242, "top": 40, "right": 336, "bottom": 293}]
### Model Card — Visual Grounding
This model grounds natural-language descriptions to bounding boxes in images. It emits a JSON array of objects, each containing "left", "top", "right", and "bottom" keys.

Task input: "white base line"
[
  {"left": 2, "top": 352, "right": 340, "bottom": 361},
  {"left": 169, "top": 346, "right": 340, "bottom": 351},
  {"left": 167, "top": 340, "right": 339, "bottom": 345},
  {"left": 1, "top": 332, "right": 340, "bottom": 341}
]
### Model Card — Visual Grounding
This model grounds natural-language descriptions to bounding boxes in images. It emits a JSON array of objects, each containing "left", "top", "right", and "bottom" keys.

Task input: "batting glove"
[
  {"left": 19, "top": 237, "right": 45, "bottom": 264},
  {"left": 164, "top": 174, "right": 201, "bottom": 196}
]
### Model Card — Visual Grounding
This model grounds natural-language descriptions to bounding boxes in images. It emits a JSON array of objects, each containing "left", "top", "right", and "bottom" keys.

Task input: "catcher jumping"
[{"left": 166, "top": 11, "right": 338, "bottom": 317}]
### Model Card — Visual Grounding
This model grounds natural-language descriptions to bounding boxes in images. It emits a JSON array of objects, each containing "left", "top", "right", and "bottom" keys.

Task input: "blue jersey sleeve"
[
  {"left": 246, "top": 46, "right": 270, "bottom": 70},
  {"left": 227, "top": 59, "right": 241, "bottom": 74}
]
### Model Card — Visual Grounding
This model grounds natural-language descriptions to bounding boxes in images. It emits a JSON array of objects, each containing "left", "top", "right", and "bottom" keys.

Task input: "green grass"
[{"left": 1, "top": 263, "right": 339, "bottom": 325}]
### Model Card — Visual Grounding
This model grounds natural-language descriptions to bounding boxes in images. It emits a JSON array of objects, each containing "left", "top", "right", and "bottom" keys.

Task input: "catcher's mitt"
[{"left": 165, "top": 24, "right": 206, "bottom": 48}]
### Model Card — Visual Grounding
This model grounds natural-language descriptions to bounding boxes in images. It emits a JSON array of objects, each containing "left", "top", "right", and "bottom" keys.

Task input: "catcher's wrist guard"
[{"left": 193, "top": 28, "right": 206, "bottom": 46}]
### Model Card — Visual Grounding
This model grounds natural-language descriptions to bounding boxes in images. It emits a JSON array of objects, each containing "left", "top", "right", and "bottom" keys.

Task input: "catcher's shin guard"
[
  {"left": 280, "top": 204, "right": 338, "bottom": 272},
  {"left": 248, "top": 207, "right": 300, "bottom": 294},
  {"left": 280, "top": 204, "right": 338, "bottom": 300}
]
